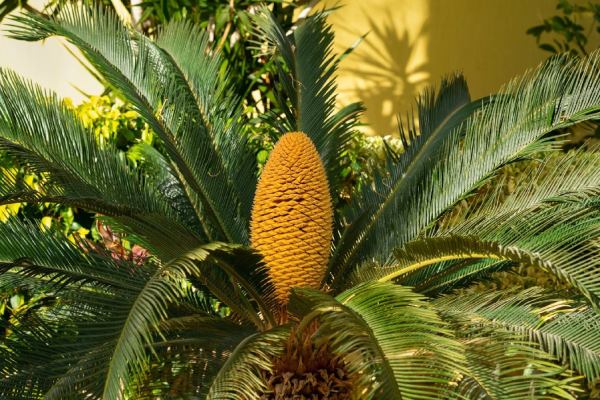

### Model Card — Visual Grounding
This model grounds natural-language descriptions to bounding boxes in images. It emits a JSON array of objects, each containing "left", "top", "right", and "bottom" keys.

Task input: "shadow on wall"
[
  {"left": 330, "top": 0, "right": 566, "bottom": 136},
  {"left": 337, "top": 11, "right": 429, "bottom": 135},
  {"left": 337, "top": 8, "right": 429, "bottom": 135}
]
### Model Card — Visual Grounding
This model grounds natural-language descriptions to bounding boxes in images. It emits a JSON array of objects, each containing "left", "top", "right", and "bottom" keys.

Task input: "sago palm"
[{"left": 0, "top": 4, "right": 600, "bottom": 399}]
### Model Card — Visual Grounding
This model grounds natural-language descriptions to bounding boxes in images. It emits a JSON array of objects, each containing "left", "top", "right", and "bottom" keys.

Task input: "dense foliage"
[
  {"left": 0, "top": 3, "right": 600, "bottom": 399},
  {"left": 527, "top": 0, "right": 600, "bottom": 56}
]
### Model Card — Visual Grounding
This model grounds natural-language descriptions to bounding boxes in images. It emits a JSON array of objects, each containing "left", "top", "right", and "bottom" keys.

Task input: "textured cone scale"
[
  {"left": 259, "top": 327, "right": 355, "bottom": 399},
  {"left": 251, "top": 132, "right": 333, "bottom": 304}
]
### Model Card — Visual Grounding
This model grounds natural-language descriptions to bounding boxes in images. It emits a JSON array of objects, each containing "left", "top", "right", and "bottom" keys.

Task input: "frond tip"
[{"left": 251, "top": 132, "right": 333, "bottom": 304}]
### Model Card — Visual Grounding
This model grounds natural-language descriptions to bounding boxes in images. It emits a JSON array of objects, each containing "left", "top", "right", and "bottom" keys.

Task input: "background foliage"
[{"left": 527, "top": 0, "right": 600, "bottom": 56}]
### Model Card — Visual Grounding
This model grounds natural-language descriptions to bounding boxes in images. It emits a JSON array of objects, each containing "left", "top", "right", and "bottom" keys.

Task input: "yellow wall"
[
  {"left": 327, "top": 0, "right": 600, "bottom": 135},
  {"left": 1, "top": 1, "right": 598, "bottom": 128},
  {"left": 0, "top": 0, "right": 103, "bottom": 103}
]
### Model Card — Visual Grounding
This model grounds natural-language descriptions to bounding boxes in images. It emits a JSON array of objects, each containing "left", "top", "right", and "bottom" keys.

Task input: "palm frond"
[
  {"left": 437, "top": 147, "right": 600, "bottom": 230},
  {"left": 393, "top": 148, "right": 600, "bottom": 294},
  {"left": 455, "top": 329, "right": 581, "bottom": 399},
  {"left": 206, "top": 326, "right": 291, "bottom": 400},
  {"left": 8, "top": 4, "right": 252, "bottom": 244},
  {"left": 155, "top": 21, "right": 258, "bottom": 226},
  {"left": 251, "top": 7, "right": 364, "bottom": 199},
  {"left": 0, "top": 67, "right": 204, "bottom": 259},
  {"left": 170, "top": 245, "right": 276, "bottom": 330},
  {"left": 435, "top": 287, "right": 598, "bottom": 392},
  {"left": 350, "top": 201, "right": 600, "bottom": 306},
  {"left": 329, "top": 51, "right": 600, "bottom": 285},
  {"left": 289, "top": 282, "right": 466, "bottom": 399},
  {"left": 328, "top": 75, "right": 478, "bottom": 285},
  {"left": 130, "top": 315, "right": 256, "bottom": 399},
  {"left": 409, "top": 259, "right": 510, "bottom": 295},
  {"left": 0, "top": 218, "right": 249, "bottom": 399}
]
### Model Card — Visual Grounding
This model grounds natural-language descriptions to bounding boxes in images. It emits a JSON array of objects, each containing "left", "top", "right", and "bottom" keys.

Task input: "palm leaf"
[
  {"left": 289, "top": 282, "right": 466, "bottom": 399},
  {"left": 251, "top": 7, "right": 364, "bottom": 200},
  {"left": 395, "top": 149, "right": 600, "bottom": 294},
  {"left": 351, "top": 201, "right": 600, "bottom": 307},
  {"left": 435, "top": 288, "right": 597, "bottom": 393},
  {"left": 155, "top": 21, "right": 258, "bottom": 227},
  {"left": 170, "top": 245, "right": 276, "bottom": 330},
  {"left": 328, "top": 74, "right": 484, "bottom": 286},
  {"left": 0, "top": 218, "right": 248, "bottom": 399},
  {"left": 206, "top": 325, "right": 291, "bottom": 400},
  {"left": 0, "top": 68, "right": 203, "bottom": 259},
  {"left": 8, "top": 4, "right": 252, "bottom": 244},
  {"left": 130, "top": 315, "right": 256, "bottom": 399},
  {"left": 329, "top": 52, "right": 600, "bottom": 284}
]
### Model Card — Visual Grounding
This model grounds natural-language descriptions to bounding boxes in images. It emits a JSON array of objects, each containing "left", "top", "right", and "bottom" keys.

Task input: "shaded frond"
[
  {"left": 206, "top": 326, "right": 291, "bottom": 400},
  {"left": 130, "top": 315, "right": 255, "bottom": 399},
  {"left": 170, "top": 245, "right": 277, "bottom": 330},
  {"left": 0, "top": 218, "right": 248, "bottom": 399}
]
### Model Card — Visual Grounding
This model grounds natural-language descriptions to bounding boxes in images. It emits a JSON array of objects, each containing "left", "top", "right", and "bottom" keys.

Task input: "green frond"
[
  {"left": 170, "top": 245, "right": 276, "bottom": 330},
  {"left": 410, "top": 259, "right": 510, "bottom": 295},
  {"left": 435, "top": 288, "right": 598, "bottom": 392},
  {"left": 435, "top": 147, "right": 600, "bottom": 231},
  {"left": 0, "top": 218, "right": 249, "bottom": 399},
  {"left": 130, "top": 315, "right": 256, "bottom": 399},
  {"left": 0, "top": 68, "right": 204, "bottom": 259},
  {"left": 155, "top": 21, "right": 258, "bottom": 224},
  {"left": 351, "top": 202, "right": 600, "bottom": 306},
  {"left": 393, "top": 149, "right": 600, "bottom": 294},
  {"left": 206, "top": 326, "right": 291, "bottom": 400},
  {"left": 8, "top": 3, "right": 253, "bottom": 244},
  {"left": 125, "top": 143, "right": 205, "bottom": 235},
  {"left": 457, "top": 330, "right": 581, "bottom": 399},
  {"left": 0, "top": 69, "right": 158, "bottom": 215},
  {"left": 328, "top": 74, "right": 483, "bottom": 286},
  {"left": 329, "top": 51, "right": 600, "bottom": 285},
  {"left": 289, "top": 282, "right": 466, "bottom": 399},
  {"left": 251, "top": 7, "right": 364, "bottom": 199}
]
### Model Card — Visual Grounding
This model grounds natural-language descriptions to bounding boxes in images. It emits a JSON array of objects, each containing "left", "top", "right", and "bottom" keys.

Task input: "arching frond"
[
  {"left": 435, "top": 288, "right": 599, "bottom": 391},
  {"left": 155, "top": 21, "right": 258, "bottom": 224},
  {"left": 0, "top": 67, "right": 203, "bottom": 259},
  {"left": 330, "top": 51, "right": 600, "bottom": 284},
  {"left": 206, "top": 326, "right": 291, "bottom": 400},
  {"left": 328, "top": 75, "right": 482, "bottom": 285},
  {"left": 289, "top": 282, "right": 466, "bottom": 399},
  {"left": 435, "top": 147, "right": 600, "bottom": 232},
  {"left": 170, "top": 246, "right": 277, "bottom": 330},
  {"left": 0, "top": 218, "right": 253, "bottom": 399},
  {"left": 130, "top": 315, "right": 256, "bottom": 399},
  {"left": 392, "top": 149, "right": 600, "bottom": 294},
  {"left": 8, "top": 3, "right": 252, "bottom": 244},
  {"left": 351, "top": 203, "right": 600, "bottom": 306},
  {"left": 454, "top": 330, "right": 581, "bottom": 399}
]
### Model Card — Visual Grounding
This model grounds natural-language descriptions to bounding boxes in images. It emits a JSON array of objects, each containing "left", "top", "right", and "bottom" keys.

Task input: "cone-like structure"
[
  {"left": 259, "top": 328, "right": 354, "bottom": 399},
  {"left": 251, "top": 132, "right": 333, "bottom": 304}
]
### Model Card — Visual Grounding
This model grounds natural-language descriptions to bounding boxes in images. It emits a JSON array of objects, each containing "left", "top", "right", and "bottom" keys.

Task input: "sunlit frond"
[
  {"left": 289, "top": 282, "right": 466, "bottom": 399},
  {"left": 8, "top": 4, "right": 253, "bottom": 244},
  {"left": 435, "top": 288, "right": 599, "bottom": 392},
  {"left": 330, "top": 52, "right": 600, "bottom": 286}
]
